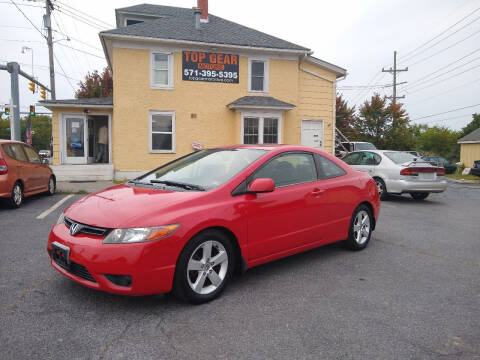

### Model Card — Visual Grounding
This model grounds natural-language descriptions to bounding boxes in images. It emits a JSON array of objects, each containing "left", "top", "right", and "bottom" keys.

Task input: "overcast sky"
[{"left": 1, "top": 0, "right": 479, "bottom": 130}]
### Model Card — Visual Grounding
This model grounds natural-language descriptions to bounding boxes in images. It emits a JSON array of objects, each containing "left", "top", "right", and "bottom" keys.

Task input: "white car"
[
  {"left": 342, "top": 150, "right": 447, "bottom": 200},
  {"left": 38, "top": 150, "right": 51, "bottom": 158}
]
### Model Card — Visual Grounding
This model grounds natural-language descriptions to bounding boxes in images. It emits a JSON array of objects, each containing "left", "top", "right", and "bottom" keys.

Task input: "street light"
[{"left": 21, "top": 46, "right": 34, "bottom": 77}]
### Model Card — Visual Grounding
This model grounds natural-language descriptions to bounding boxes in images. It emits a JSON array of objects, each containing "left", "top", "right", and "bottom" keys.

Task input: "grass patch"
[{"left": 446, "top": 173, "right": 480, "bottom": 181}]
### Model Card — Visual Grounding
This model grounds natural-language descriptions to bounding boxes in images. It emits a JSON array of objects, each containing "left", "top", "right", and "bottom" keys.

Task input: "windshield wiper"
[
  {"left": 150, "top": 180, "right": 205, "bottom": 191},
  {"left": 127, "top": 180, "right": 154, "bottom": 187}
]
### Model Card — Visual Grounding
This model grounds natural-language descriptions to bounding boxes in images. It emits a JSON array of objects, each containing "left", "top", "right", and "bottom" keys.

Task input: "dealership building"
[{"left": 40, "top": 1, "right": 346, "bottom": 180}]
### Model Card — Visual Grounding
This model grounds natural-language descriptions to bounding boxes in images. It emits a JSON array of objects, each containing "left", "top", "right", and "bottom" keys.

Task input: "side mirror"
[
  {"left": 42, "top": 158, "right": 49, "bottom": 165},
  {"left": 248, "top": 178, "right": 275, "bottom": 193}
]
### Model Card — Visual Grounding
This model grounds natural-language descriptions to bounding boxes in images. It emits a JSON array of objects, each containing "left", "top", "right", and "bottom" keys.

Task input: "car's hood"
[{"left": 64, "top": 184, "right": 207, "bottom": 228}]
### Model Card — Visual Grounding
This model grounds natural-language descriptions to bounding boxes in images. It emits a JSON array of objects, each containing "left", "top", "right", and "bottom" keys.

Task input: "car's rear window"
[
  {"left": 2, "top": 143, "right": 28, "bottom": 162},
  {"left": 384, "top": 152, "right": 416, "bottom": 164}
]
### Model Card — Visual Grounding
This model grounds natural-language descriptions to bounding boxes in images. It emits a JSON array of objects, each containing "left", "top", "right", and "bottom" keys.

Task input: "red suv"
[{"left": 0, "top": 140, "right": 56, "bottom": 208}]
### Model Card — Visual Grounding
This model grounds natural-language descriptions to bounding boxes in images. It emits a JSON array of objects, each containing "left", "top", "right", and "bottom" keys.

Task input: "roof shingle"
[
  {"left": 458, "top": 127, "right": 480, "bottom": 143},
  {"left": 228, "top": 96, "right": 295, "bottom": 109}
]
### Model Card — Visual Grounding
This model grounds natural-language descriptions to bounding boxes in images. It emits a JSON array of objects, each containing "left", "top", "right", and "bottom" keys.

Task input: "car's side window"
[
  {"left": 23, "top": 145, "right": 41, "bottom": 164},
  {"left": 8, "top": 144, "right": 28, "bottom": 162},
  {"left": 342, "top": 152, "right": 362, "bottom": 165},
  {"left": 373, "top": 153, "right": 382, "bottom": 165},
  {"left": 358, "top": 152, "right": 377, "bottom": 165},
  {"left": 252, "top": 152, "right": 317, "bottom": 188},
  {"left": 316, "top": 155, "right": 346, "bottom": 179}
]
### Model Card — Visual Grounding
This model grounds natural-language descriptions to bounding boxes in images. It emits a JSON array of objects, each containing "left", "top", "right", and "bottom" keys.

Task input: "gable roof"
[
  {"left": 39, "top": 97, "right": 113, "bottom": 109},
  {"left": 228, "top": 96, "right": 295, "bottom": 110},
  {"left": 458, "top": 127, "right": 480, "bottom": 143},
  {"left": 101, "top": 4, "right": 310, "bottom": 53}
]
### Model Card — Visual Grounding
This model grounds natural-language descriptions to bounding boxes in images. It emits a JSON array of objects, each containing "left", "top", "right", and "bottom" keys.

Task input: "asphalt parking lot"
[{"left": 1, "top": 180, "right": 479, "bottom": 360}]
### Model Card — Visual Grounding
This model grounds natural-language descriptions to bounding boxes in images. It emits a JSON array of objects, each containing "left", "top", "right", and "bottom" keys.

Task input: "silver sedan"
[{"left": 342, "top": 150, "right": 447, "bottom": 200}]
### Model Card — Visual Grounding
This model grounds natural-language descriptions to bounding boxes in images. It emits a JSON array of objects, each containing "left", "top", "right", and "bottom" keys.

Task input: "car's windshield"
[
  {"left": 384, "top": 152, "right": 416, "bottom": 164},
  {"left": 355, "top": 142, "right": 377, "bottom": 150},
  {"left": 137, "top": 148, "right": 267, "bottom": 191}
]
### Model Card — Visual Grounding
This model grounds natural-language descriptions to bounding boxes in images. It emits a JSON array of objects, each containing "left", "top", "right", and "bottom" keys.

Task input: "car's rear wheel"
[
  {"left": 345, "top": 204, "right": 373, "bottom": 251},
  {"left": 173, "top": 230, "right": 234, "bottom": 304},
  {"left": 47, "top": 176, "right": 56, "bottom": 196},
  {"left": 374, "top": 177, "right": 388, "bottom": 200},
  {"left": 9, "top": 182, "right": 23, "bottom": 209},
  {"left": 410, "top": 192, "right": 429, "bottom": 200}
]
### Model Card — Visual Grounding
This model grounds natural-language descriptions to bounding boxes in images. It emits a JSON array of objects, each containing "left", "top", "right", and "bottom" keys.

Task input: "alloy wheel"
[
  {"left": 49, "top": 178, "right": 55, "bottom": 194},
  {"left": 187, "top": 240, "right": 229, "bottom": 295},
  {"left": 375, "top": 179, "right": 383, "bottom": 196},
  {"left": 353, "top": 210, "right": 370, "bottom": 245},
  {"left": 13, "top": 184, "right": 22, "bottom": 205}
]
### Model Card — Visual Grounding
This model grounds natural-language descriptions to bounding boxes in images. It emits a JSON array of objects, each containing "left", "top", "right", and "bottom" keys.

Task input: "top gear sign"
[{"left": 182, "top": 51, "right": 239, "bottom": 83}]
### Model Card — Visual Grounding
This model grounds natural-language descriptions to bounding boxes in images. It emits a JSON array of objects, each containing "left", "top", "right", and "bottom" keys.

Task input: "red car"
[
  {"left": 0, "top": 139, "right": 56, "bottom": 208},
  {"left": 48, "top": 145, "right": 380, "bottom": 303}
]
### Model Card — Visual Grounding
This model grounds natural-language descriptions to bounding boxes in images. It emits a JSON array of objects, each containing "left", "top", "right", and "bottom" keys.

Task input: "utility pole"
[
  {"left": 382, "top": 51, "right": 408, "bottom": 103},
  {"left": 45, "top": 0, "right": 56, "bottom": 100}
]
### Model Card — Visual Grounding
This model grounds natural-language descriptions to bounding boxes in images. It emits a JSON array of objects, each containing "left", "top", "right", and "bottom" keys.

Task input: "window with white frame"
[
  {"left": 243, "top": 116, "right": 280, "bottom": 144},
  {"left": 249, "top": 59, "right": 269, "bottom": 92},
  {"left": 149, "top": 111, "right": 175, "bottom": 152},
  {"left": 151, "top": 53, "right": 173, "bottom": 88}
]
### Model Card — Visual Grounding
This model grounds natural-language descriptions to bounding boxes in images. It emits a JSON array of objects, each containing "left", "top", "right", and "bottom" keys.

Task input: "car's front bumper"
[
  {"left": 385, "top": 178, "right": 447, "bottom": 194},
  {"left": 47, "top": 223, "right": 178, "bottom": 295}
]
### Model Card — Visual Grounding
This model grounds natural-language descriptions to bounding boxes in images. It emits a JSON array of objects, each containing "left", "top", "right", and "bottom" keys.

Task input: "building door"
[
  {"left": 62, "top": 114, "right": 87, "bottom": 164},
  {"left": 301, "top": 120, "right": 323, "bottom": 149}
]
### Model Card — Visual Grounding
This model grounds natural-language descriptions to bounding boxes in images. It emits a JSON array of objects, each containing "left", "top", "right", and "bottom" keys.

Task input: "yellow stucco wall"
[
  {"left": 460, "top": 143, "right": 480, "bottom": 167},
  {"left": 51, "top": 107, "right": 113, "bottom": 165}
]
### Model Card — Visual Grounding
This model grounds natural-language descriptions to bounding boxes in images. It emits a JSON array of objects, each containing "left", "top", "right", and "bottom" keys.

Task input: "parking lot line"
[{"left": 36, "top": 195, "right": 74, "bottom": 220}]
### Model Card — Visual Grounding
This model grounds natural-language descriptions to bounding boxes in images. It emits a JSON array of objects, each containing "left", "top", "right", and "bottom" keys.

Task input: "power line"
[
  {"left": 55, "top": 0, "right": 114, "bottom": 28},
  {"left": 0, "top": 38, "right": 44, "bottom": 43},
  {"left": 399, "top": 7, "right": 480, "bottom": 62},
  {"left": 423, "top": 113, "right": 474, "bottom": 125},
  {"left": 408, "top": 77, "right": 480, "bottom": 106},
  {"left": 55, "top": 5, "right": 111, "bottom": 30},
  {"left": 406, "top": 28, "right": 480, "bottom": 67},
  {"left": 410, "top": 103, "right": 480, "bottom": 121},
  {"left": 53, "top": 52, "right": 76, "bottom": 92},
  {"left": 56, "top": 42, "right": 105, "bottom": 59},
  {"left": 9, "top": 0, "right": 45, "bottom": 39}
]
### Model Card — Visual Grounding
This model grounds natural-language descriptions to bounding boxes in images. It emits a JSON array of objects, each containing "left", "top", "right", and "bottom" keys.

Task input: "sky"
[{"left": 1, "top": 0, "right": 479, "bottom": 130}]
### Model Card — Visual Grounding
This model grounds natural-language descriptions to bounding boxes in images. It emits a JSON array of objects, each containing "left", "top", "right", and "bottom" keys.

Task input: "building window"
[
  {"left": 126, "top": 19, "right": 143, "bottom": 26},
  {"left": 248, "top": 59, "right": 269, "bottom": 92},
  {"left": 151, "top": 52, "right": 173, "bottom": 88},
  {"left": 242, "top": 115, "right": 280, "bottom": 144},
  {"left": 149, "top": 111, "right": 175, "bottom": 153}
]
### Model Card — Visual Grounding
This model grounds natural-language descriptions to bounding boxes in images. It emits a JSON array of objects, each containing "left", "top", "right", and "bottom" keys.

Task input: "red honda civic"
[{"left": 47, "top": 145, "right": 380, "bottom": 304}]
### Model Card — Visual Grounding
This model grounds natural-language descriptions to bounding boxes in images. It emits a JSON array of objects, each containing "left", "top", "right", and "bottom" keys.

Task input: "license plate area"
[
  {"left": 419, "top": 172, "right": 435, "bottom": 180},
  {"left": 51, "top": 241, "right": 70, "bottom": 269}
]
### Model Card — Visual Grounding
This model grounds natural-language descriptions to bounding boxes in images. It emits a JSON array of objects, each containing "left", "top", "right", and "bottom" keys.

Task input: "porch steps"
[{"left": 50, "top": 164, "right": 114, "bottom": 181}]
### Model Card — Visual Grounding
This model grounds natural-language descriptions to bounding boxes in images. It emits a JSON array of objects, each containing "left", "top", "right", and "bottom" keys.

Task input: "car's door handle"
[{"left": 311, "top": 188, "right": 326, "bottom": 197}]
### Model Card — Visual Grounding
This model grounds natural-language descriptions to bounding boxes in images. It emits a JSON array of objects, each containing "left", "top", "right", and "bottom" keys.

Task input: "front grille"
[
  {"left": 64, "top": 217, "right": 110, "bottom": 237},
  {"left": 53, "top": 257, "right": 97, "bottom": 283}
]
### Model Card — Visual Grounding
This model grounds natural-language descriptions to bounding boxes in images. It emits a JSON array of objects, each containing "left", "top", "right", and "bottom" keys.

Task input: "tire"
[
  {"left": 46, "top": 176, "right": 56, "bottom": 196},
  {"left": 410, "top": 192, "right": 429, "bottom": 200},
  {"left": 173, "top": 230, "right": 235, "bottom": 304},
  {"left": 345, "top": 204, "right": 373, "bottom": 251},
  {"left": 374, "top": 177, "right": 389, "bottom": 200},
  {"left": 9, "top": 182, "right": 23, "bottom": 209}
]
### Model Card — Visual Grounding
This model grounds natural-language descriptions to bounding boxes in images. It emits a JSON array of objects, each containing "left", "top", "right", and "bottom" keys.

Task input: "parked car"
[
  {"left": 342, "top": 150, "right": 447, "bottom": 200},
  {"left": 471, "top": 160, "right": 480, "bottom": 177},
  {"left": 38, "top": 149, "right": 51, "bottom": 158},
  {"left": 421, "top": 155, "right": 457, "bottom": 174},
  {"left": 341, "top": 141, "right": 377, "bottom": 152},
  {"left": 0, "top": 140, "right": 56, "bottom": 208},
  {"left": 47, "top": 145, "right": 380, "bottom": 304}
]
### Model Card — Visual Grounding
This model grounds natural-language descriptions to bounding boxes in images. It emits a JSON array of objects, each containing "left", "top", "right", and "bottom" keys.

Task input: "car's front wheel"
[
  {"left": 173, "top": 230, "right": 235, "bottom": 304},
  {"left": 410, "top": 192, "right": 429, "bottom": 200},
  {"left": 9, "top": 182, "right": 23, "bottom": 209},
  {"left": 345, "top": 204, "right": 373, "bottom": 251}
]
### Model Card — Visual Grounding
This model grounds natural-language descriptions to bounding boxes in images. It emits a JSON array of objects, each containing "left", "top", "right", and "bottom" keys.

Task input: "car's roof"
[{"left": 0, "top": 139, "right": 25, "bottom": 145}]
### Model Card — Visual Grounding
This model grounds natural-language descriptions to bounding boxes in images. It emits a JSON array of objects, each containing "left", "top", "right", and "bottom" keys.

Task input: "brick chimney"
[{"left": 197, "top": 0, "right": 208, "bottom": 23}]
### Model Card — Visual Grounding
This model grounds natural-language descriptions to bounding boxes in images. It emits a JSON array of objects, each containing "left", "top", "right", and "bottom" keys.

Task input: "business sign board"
[{"left": 182, "top": 51, "right": 239, "bottom": 83}]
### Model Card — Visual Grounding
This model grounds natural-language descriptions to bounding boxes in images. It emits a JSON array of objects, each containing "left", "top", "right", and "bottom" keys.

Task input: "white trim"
[
  {"left": 301, "top": 119, "right": 325, "bottom": 150},
  {"left": 458, "top": 140, "right": 480, "bottom": 144},
  {"left": 304, "top": 55, "right": 347, "bottom": 78},
  {"left": 240, "top": 110, "right": 282, "bottom": 144},
  {"left": 150, "top": 51, "right": 174, "bottom": 89},
  {"left": 60, "top": 112, "right": 88, "bottom": 164},
  {"left": 101, "top": 33, "right": 311, "bottom": 55},
  {"left": 148, "top": 110, "right": 176, "bottom": 153},
  {"left": 40, "top": 103, "right": 112, "bottom": 109},
  {"left": 248, "top": 58, "right": 269, "bottom": 93}
]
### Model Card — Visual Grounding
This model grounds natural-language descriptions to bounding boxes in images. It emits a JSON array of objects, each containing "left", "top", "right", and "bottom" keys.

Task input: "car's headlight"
[
  {"left": 103, "top": 224, "right": 180, "bottom": 244},
  {"left": 56, "top": 212, "right": 65, "bottom": 225}
]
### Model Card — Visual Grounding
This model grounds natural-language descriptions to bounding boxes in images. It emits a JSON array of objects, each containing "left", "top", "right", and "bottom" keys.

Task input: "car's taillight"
[
  {"left": 0, "top": 158, "right": 7, "bottom": 175},
  {"left": 400, "top": 167, "right": 443, "bottom": 176},
  {"left": 436, "top": 168, "right": 445, "bottom": 176},
  {"left": 400, "top": 168, "right": 419, "bottom": 176}
]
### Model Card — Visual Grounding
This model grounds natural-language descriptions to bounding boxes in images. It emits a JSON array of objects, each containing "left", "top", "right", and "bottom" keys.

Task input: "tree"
[
  {"left": 416, "top": 126, "right": 460, "bottom": 160},
  {"left": 458, "top": 113, "right": 480, "bottom": 139},
  {"left": 336, "top": 95, "right": 358, "bottom": 140},
  {"left": 0, "top": 115, "right": 51, "bottom": 152},
  {"left": 355, "top": 94, "right": 414, "bottom": 150},
  {"left": 76, "top": 67, "right": 113, "bottom": 98}
]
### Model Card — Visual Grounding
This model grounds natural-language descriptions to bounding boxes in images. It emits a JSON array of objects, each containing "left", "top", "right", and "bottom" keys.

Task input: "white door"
[
  {"left": 63, "top": 114, "right": 87, "bottom": 164},
  {"left": 301, "top": 120, "right": 323, "bottom": 149}
]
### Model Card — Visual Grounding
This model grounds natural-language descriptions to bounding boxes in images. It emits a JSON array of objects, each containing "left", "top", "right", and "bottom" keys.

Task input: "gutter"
[{"left": 38, "top": 103, "right": 113, "bottom": 109}]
